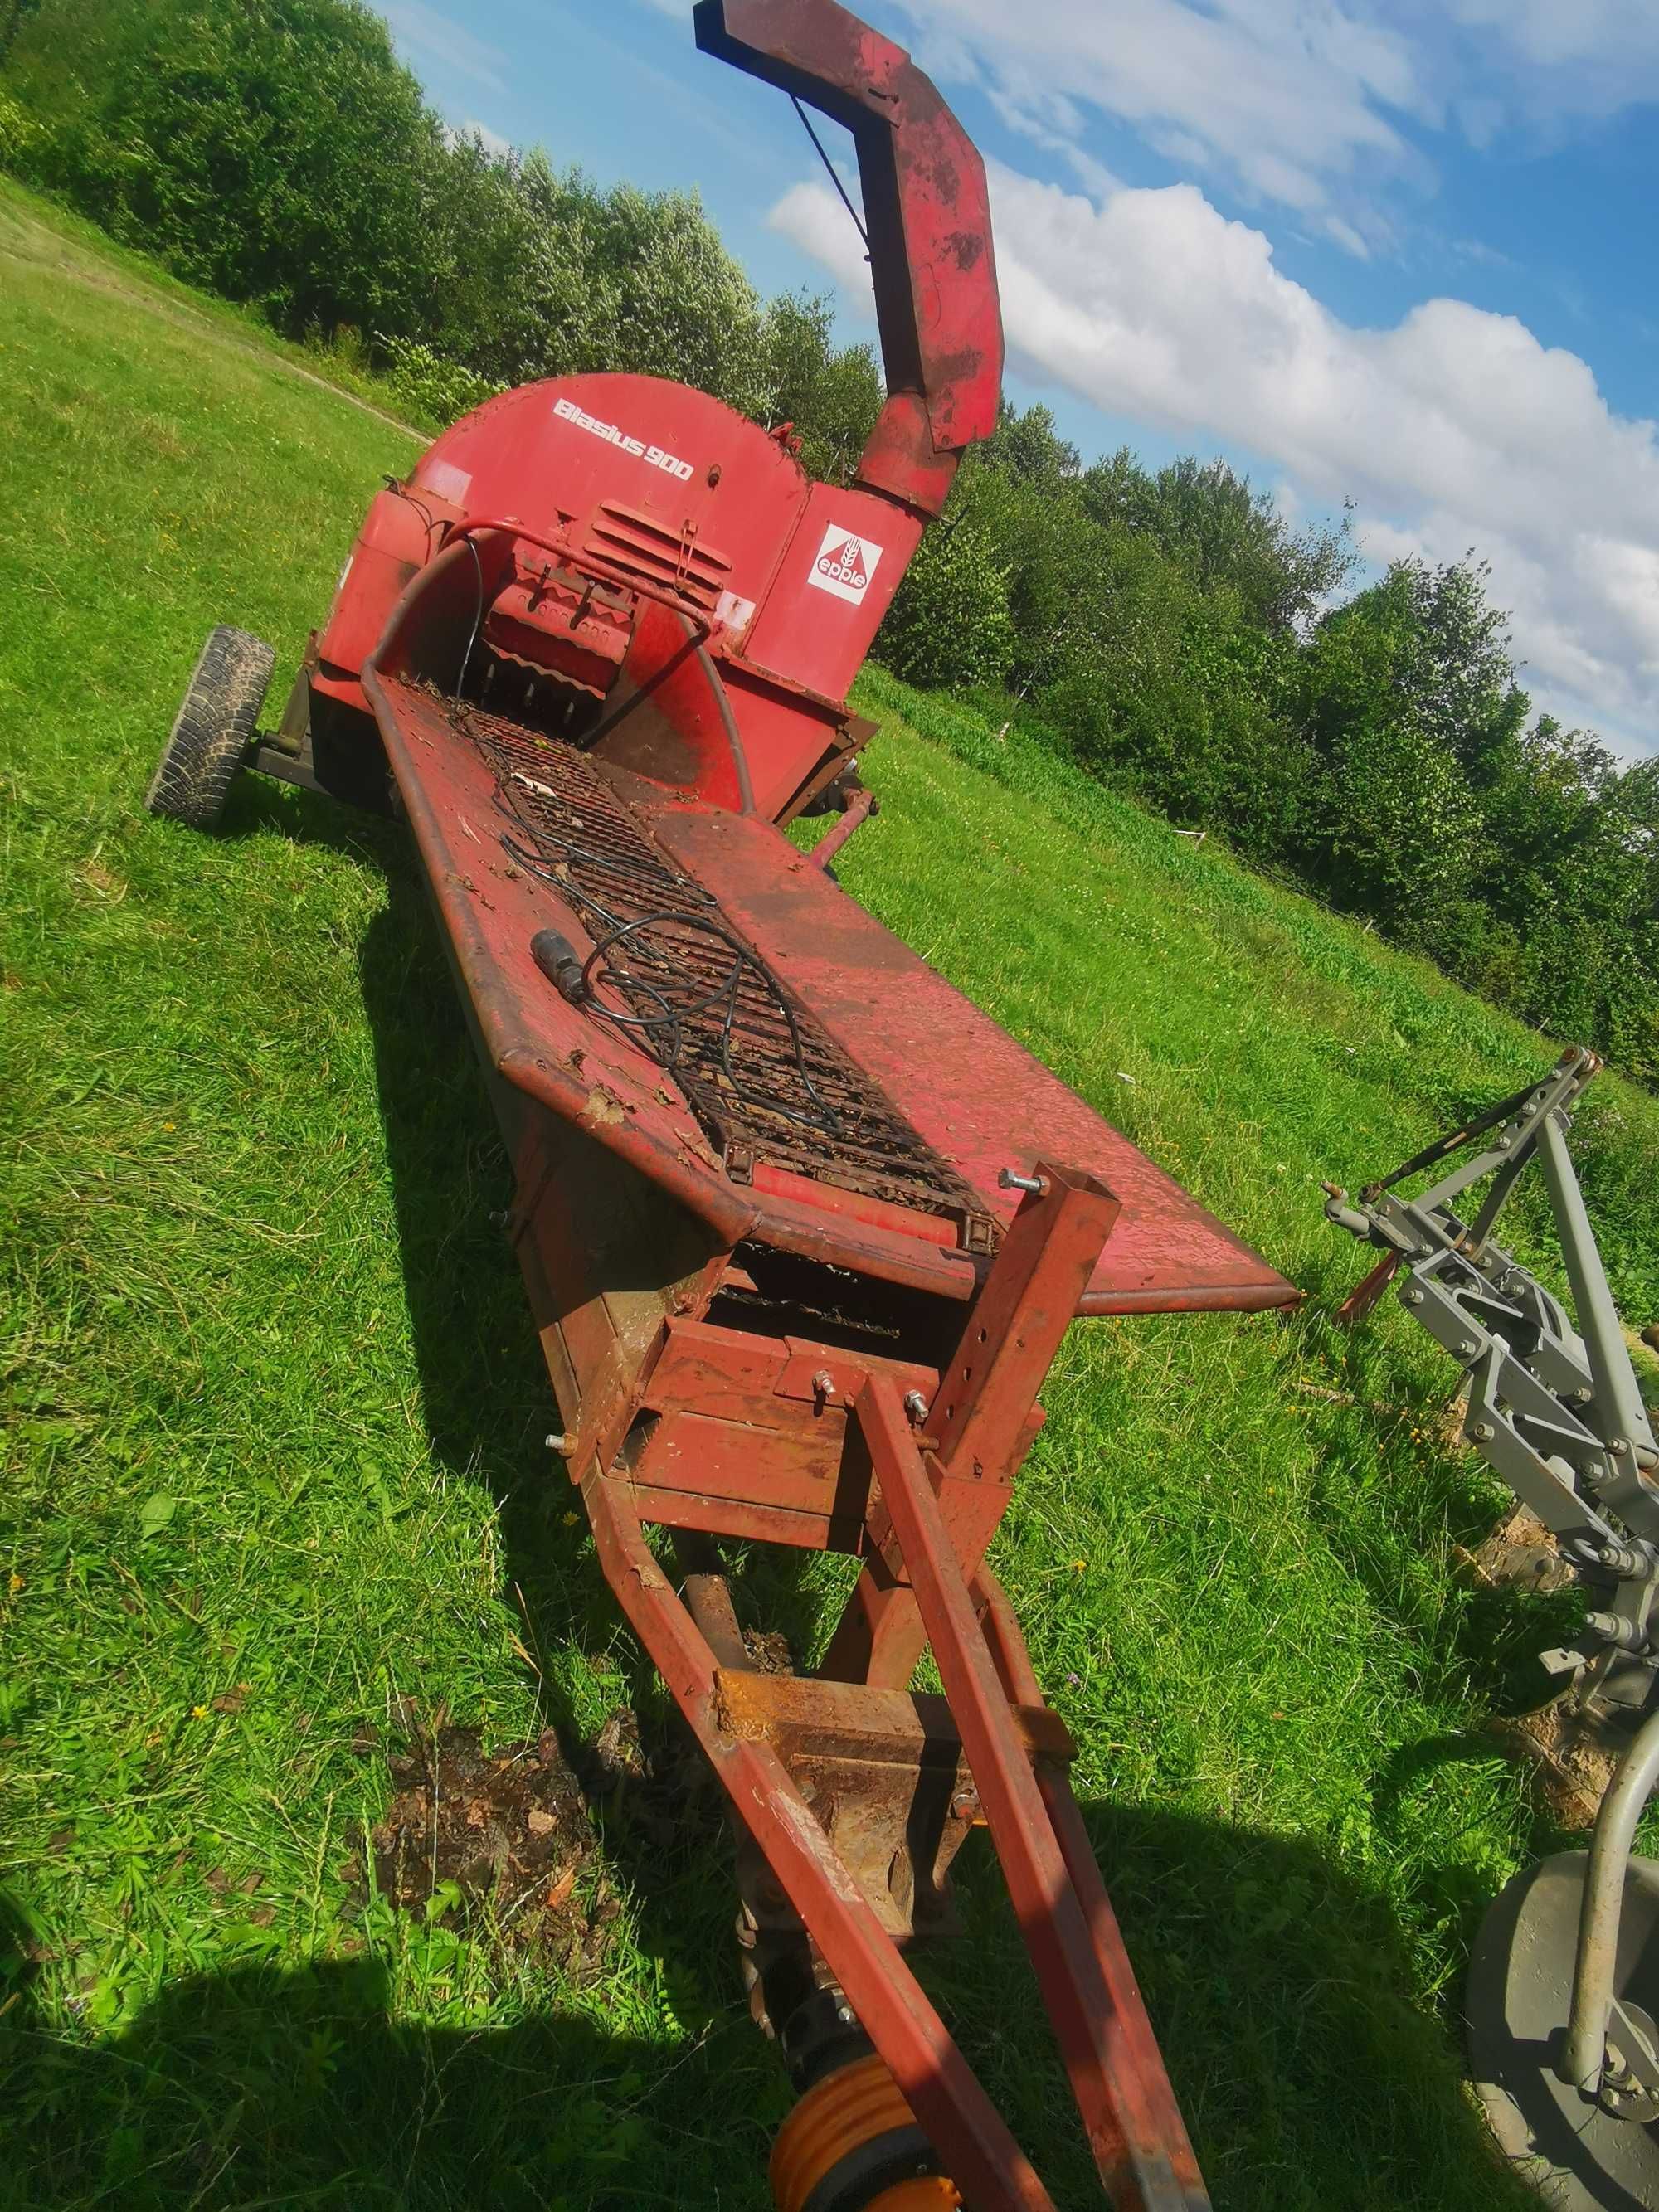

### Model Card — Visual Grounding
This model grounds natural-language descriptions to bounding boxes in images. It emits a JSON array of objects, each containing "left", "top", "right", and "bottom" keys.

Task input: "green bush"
[
  {"left": 874, "top": 519, "right": 1014, "bottom": 690},
  {"left": 377, "top": 337, "right": 504, "bottom": 430},
  {"left": 0, "top": 0, "right": 878, "bottom": 449},
  {"left": 0, "top": 86, "right": 37, "bottom": 166}
]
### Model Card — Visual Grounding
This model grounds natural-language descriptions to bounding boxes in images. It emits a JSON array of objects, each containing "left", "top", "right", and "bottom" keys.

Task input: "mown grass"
[{"left": 3, "top": 172, "right": 1659, "bottom": 2210}]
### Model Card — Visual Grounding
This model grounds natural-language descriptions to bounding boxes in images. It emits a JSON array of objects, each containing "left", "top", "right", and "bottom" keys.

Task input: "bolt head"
[
  {"left": 1471, "top": 1421, "right": 1496, "bottom": 1442},
  {"left": 1404, "top": 1287, "right": 1425, "bottom": 1306}
]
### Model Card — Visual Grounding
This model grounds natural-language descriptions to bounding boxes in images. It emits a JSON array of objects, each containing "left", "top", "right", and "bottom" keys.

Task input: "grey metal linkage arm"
[{"left": 1564, "top": 1706, "right": 1659, "bottom": 2093}]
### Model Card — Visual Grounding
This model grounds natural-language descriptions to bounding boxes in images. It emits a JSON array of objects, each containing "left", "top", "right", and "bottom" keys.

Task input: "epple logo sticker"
[{"left": 807, "top": 522, "right": 883, "bottom": 605}]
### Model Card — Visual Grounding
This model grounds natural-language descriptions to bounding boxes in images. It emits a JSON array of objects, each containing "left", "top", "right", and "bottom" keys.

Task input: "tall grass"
[{"left": 5, "top": 175, "right": 1657, "bottom": 2210}]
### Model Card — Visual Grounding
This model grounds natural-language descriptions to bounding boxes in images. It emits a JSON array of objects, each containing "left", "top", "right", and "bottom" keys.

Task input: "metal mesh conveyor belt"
[{"left": 451, "top": 700, "right": 995, "bottom": 1244}]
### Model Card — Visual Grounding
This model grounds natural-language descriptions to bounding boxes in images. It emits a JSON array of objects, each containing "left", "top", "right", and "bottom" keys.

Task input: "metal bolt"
[
  {"left": 1496, "top": 1134, "right": 1512, "bottom": 1150},
  {"left": 1404, "top": 1287, "right": 1425, "bottom": 1306},
  {"left": 545, "top": 1432, "right": 576, "bottom": 1454},
  {"left": 1586, "top": 1611, "right": 1645, "bottom": 1650},
  {"left": 997, "top": 1166, "right": 1047, "bottom": 1196},
  {"left": 835, "top": 2002, "right": 856, "bottom": 2026},
  {"left": 1471, "top": 1421, "right": 1496, "bottom": 1443},
  {"left": 1521, "top": 1101, "right": 1538, "bottom": 1117},
  {"left": 1460, "top": 1341, "right": 1481, "bottom": 1359},
  {"left": 902, "top": 1389, "right": 928, "bottom": 1426},
  {"left": 812, "top": 1370, "right": 834, "bottom": 1404}
]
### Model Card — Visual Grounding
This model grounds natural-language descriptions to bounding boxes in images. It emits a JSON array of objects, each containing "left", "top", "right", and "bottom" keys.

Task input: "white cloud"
[
  {"left": 382, "top": 0, "right": 507, "bottom": 94},
  {"left": 889, "top": 0, "right": 1428, "bottom": 230},
  {"left": 773, "top": 168, "right": 1659, "bottom": 757},
  {"left": 1438, "top": 0, "right": 1659, "bottom": 102},
  {"left": 455, "top": 118, "right": 513, "bottom": 159},
  {"left": 880, "top": 0, "right": 1659, "bottom": 243}
]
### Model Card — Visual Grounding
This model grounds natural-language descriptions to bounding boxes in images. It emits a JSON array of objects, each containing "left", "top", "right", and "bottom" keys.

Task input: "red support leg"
[
  {"left": 821, "top": 1163, "right": 1121, "bottom": 1694},
  {"left": 975, "top": 1566, "right": 1209, "bottom": 2200},
  {"left": 817, "top": 1552, "right": 930, "bottom": 1689},
  {"left": 582, "top": 1466, "right": 1057, "bottom": 2212},
  {"left": 860, "top": 1378, "right": 1210, "bottom": 2212},
  {"left": 1336, "top": 1250, "right": 1400, "bottom": 1327}
]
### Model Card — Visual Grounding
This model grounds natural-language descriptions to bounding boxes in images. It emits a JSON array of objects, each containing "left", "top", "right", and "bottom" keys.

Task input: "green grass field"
[{"left": 6, "top": 171, "right": 1659, "bottom": 2210}]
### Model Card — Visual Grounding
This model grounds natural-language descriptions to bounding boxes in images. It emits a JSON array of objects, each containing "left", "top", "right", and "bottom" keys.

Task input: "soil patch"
[{"left": 367, "top": 1717, "right": 599, "bottom": 1949}]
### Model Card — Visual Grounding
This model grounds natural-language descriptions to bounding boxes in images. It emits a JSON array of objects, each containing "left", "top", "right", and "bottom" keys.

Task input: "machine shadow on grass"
[
  {"left": 2, "top": 1801, "right": 1524, "bottom": 2212},
  {"left": 61, "top": 774, "right": 1536, "bottom": 2210}
]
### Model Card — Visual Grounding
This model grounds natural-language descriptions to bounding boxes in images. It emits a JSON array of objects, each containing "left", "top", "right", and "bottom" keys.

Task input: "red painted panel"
[
  {"left": 633, "top": 1407, "right": 853, "bottom": 1519},
  {"left": 366, "top": 669, "right": 1293, "bottom": 1316},
  {"left": 414, "top": 375, "right": 808, "bottom": 639},
  {"left": 616, "top": 781, "right": 1297, "bottom": 1315},
  {"left": 742, "top": 484, "right": 923, "bottom": 704}
]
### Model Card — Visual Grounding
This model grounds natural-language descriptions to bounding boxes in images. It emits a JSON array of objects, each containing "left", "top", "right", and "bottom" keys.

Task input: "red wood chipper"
[{"left": 147, "top": 5, "right": 1297, "bottom": 2205}]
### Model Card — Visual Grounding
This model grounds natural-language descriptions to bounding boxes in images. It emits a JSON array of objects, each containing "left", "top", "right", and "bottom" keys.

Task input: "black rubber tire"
[{"left": 144, "top": 625, "right": 275, "bottom": 829}]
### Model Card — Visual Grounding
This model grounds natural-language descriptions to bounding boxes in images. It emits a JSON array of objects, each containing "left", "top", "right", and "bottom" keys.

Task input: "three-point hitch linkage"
[{"left": 1327, "top": 1050, "right": 1659, "bottom": 2211}]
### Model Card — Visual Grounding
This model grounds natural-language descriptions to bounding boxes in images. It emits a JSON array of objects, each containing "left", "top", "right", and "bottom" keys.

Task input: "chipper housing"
[{"left": 148, "top": 4, "right": 1298, "bottom": 2205}]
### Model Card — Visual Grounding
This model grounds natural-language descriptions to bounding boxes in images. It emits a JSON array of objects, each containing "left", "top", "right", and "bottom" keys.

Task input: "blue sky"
[{"left": 382, "top": 0, "right": 1658, "bottom": 760}]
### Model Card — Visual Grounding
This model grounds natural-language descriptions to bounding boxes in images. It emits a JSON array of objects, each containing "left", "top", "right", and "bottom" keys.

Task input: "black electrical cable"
[
  {"left": 490, "top": 773, "right": 839, "bottom": 1133},
  {"left": 456, "top": 537, "right": 485, "bottom": 699},
  {"left": 791, "top": 95, "right": 868, "bottom": 251},
  {"left": 577, "top": 910, "right": 839, "bottom": 1133},
  {"left": 382, "top": 475, "right": 440, "bottom": 539}
]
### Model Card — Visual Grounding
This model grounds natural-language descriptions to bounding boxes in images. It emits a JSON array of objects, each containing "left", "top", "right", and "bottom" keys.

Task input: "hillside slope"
[{"left": 5, "top": 176, "right": 1657, "bottom": 2210}]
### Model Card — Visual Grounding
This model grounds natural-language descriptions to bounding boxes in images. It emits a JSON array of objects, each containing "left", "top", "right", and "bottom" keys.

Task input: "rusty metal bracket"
[{"left": 821, "top": 1162, "right": 1121, "bottom": 1693}]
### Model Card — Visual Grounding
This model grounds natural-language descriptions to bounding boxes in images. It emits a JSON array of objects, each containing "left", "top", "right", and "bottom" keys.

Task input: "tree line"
[
  {"left": 0, "top": 0, "right": 883, "bottom": 480},
  {"left": 4, "top": 0, "right": 1655, "bottom": 1080},
  {"left": 883, "top": 415, "right": 1659, "bottom": 1081}
]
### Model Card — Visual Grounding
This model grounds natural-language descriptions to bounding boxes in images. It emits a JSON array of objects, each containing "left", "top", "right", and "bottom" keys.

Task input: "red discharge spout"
[{"left": 693, "top": 0, "right": 1005, "bottom": 517}]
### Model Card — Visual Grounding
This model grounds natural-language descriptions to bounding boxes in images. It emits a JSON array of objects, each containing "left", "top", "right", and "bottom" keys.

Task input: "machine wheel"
[
  {"left": 144, "top": 625, "right": 275, "bottom": 829},
  {"left": 1468, "top": 1850, "right": 1659, "bottom": 2210}
]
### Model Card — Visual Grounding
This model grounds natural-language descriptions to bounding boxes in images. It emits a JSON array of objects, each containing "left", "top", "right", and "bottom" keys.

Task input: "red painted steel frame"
[
  {"left": 258, "top": 5, "right": 1291, "bottom": 2202},
  {"left": 582, "top": 1470, "right": 1056, "bottom": 2212},
  {"left": 568, "top": 1167, "right": 1210, "bottom": 2210},
  {"left": 864, "top": 1378, "right": 1206, "bottom": 2210}
]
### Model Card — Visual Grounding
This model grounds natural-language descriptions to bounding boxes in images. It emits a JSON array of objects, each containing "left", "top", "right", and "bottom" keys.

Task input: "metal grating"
[{"left": 441, "top": 697, "right": 993, "bottom": 1243}]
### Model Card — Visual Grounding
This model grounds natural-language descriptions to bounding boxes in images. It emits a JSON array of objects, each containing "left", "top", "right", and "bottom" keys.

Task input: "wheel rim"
[{"left": 1468, "top": 1850, "right": 1659, "bottom": 2211}]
